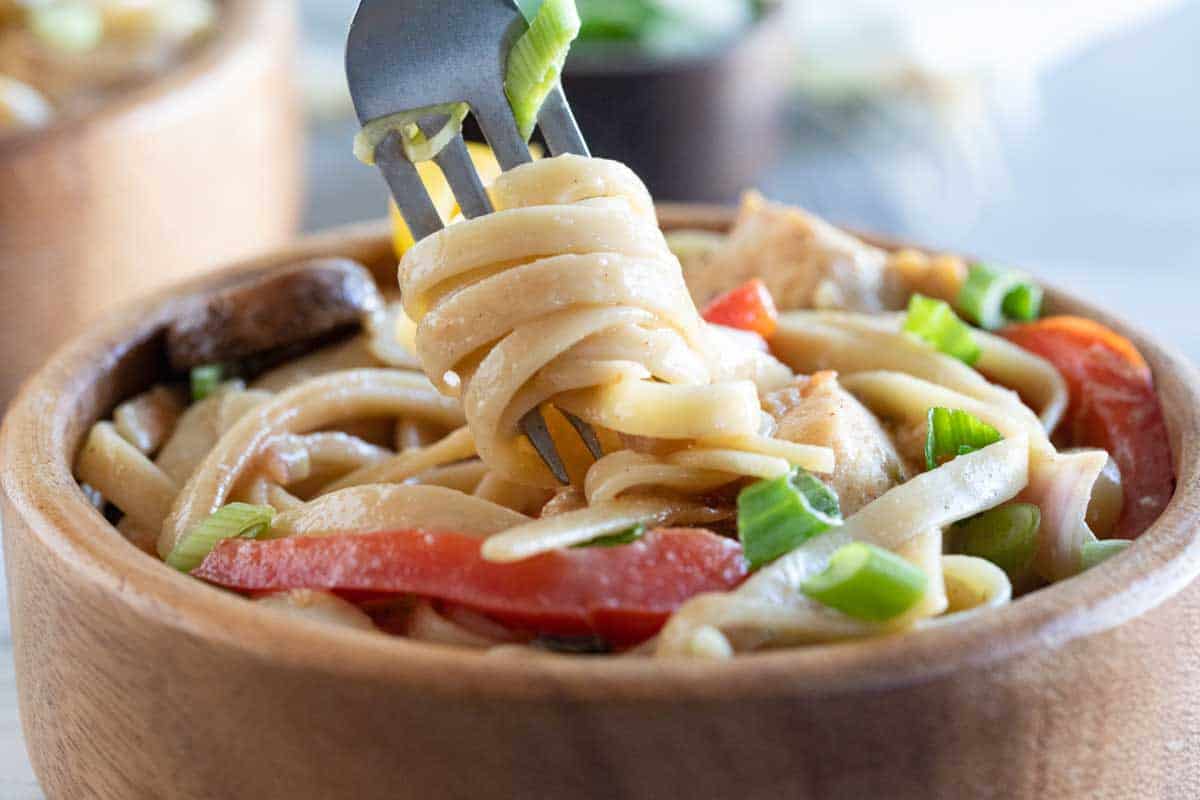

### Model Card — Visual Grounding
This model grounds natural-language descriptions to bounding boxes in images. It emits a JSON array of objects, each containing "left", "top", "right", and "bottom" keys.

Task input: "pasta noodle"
[
  {"left": 254, "top": 590, "right": 378, "bottom": 633},
  {"left": 159, "top": 370, "right": 464, "bottom": 557},
  {"left": 73, "top": 153, "right": 1171, "bottom": 658},
  {"left": 657, "top": 436, "right": 1028, "bottom": 655},
  {"left": 113, "top": 386, "right": 187, "bottom": 455},
  {"left": 269, "top": 484, "right": 529, "bottom": 540},
  {"left": 76, "top": 422, "right": 177, "bottom": 533},
  {"left": 930, "top": 556, "right": 1014, "bottom": 622},
  {"left": 772, "top": 311, "right": 1054, "bottom": 435},
  {"left": 399, "top": 154, "right": 789, "bottom": 489}
]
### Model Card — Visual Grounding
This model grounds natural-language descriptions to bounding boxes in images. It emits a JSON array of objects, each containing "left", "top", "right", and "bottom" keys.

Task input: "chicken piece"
[
  {"left": 682, "top": 192, "right": 908, "bottom": 313},
  {"left": 766, "top": 372, "right": 908, "bottom": 515},
  {"left": 665, "top": 229, "right": 727, "bottom": 284},
  {"left": 884, "top": 419, "right": 930, "bottom": 478}
]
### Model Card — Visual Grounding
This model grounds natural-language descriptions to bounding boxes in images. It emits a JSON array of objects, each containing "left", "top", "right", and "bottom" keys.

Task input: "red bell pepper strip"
[
  {"left": 1002, "top": 316, "right": 1174, "bottom": 538},
  {"left": 195, "top": 528, "right": 748, "bottom": 646},
  {"left": 702, "top": 279, "right": 780, "bottom": 339}
]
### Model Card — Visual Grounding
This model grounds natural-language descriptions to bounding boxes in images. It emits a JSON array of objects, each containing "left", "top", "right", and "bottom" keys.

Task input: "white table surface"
[
  {"left": 1, "top": 2, "right": 1198, "bottom": 796},
  {"left": 0, "top": 545, "right": 36, "bottom": 799}
]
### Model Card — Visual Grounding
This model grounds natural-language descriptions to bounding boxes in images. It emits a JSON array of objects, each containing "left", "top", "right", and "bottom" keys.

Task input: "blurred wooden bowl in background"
[{"left": 0, "top": 0, "right": 302, "bottom": 406}]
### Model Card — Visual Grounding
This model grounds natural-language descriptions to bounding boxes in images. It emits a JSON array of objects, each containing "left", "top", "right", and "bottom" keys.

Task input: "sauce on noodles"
[{"left": 74, "top": 154, "right": 1175, "bottom": 657}]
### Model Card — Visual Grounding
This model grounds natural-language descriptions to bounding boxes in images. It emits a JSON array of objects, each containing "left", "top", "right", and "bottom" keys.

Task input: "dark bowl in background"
[
  {"left": 562, "top": 3, "right": 792, "bottom": 202},
  {"left": 465, "top": 3, "right": 793, "bottom": 203}
]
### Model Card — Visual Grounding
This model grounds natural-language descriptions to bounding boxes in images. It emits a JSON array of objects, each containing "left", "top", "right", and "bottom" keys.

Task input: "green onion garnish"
[
  {"left": 30, "top": 2, "right": 103, "bottom": 55},
  {"left": 737, "top": 468, "right": 842, "bottom": 571},
  {"left": 951, "top": 503, "right": 1041, "bottom": 579},
  {"left": 903, "top": 294, "right": 982, "bottom": 366},
  {"left": 353, "top": 102, "right": 471, "bottom": 165},
  {"left": 1081, "top": 539, "right": 1132, "bottom": 571},
  {"left": 190, "top": 364, "right": 224, "bottom": 402},
  {"left": 165, "top": 503, "right": 275, "bottom": 573},
  {"left": 958, "top": 263, "right": 1044, "bottom": 330},
  {"left": 1001, "top": 282, "right": 1043, "bottom": 323},
  {"left": 925, "top": 407, "right": 1003, "bottom": 470},
  {"left": 505, "top": 0, "right": 582, "bottom": 141},
  {"left": 572, "top": 524, "right": 646, "bottom": 548},
  {"left": 802, "top": 542, "right": 928, "bottom": 622}
]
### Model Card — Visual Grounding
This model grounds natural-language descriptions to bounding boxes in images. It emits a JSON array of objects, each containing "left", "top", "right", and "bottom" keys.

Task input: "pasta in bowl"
[
  {"left": 1, "top": 178, "right": 1198, "bottom": 798},
  {"left": 64, "top": 154, "right": 1177, "bottom": 658}
]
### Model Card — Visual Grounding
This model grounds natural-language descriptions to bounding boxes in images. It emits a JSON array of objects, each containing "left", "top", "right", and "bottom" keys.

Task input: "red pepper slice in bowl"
[
  {"left": 702, "top": 279, "right": 779, "bottom": 339},
  {"left": 194, "top": 528, "right": 748, "bottom": 646},
  {"left": 1002, "top": 316, "right": 1175, "bottom": 538}
]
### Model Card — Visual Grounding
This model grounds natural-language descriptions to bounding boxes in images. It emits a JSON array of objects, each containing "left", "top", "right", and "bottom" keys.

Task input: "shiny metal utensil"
[{"left": 346, "top": 0, "right": 600, "bottom": 484}]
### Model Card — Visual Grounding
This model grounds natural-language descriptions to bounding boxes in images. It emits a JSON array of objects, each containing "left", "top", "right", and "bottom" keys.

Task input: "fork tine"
[
  {"left": 431, "top": 133, "right": 495, "bottom": 219},
  {"left": 536, "top": 86, "right": 590, "bottom": 158},
  {"left": 472, "top": 97, "right": 534, "bottom": 171},
  {"left": 491, "top": 85, "right": 603, "bottom": 471},
  {"left": 375, "top": 132, "right": 444, "bottom": 241},
  {"left": 519, "top": 407, "right": 571, "bottom": 485},
  {"left": 561, "top": 409, "right": 604, "bottom": 460}
]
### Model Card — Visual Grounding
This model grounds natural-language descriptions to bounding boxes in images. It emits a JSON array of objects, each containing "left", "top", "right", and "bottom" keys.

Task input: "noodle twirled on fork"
[{"left": 75, "top": 154, "right": 1175, "bottom": 657}]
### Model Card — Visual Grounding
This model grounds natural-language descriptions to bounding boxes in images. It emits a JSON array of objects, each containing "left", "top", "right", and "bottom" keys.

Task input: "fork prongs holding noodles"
[
  {"left": 348, "top": 0, "right": 599, "bottom": 482},
  {"left": 519, "top": 406, "right": 605, "bottom": 485},
  {"left": 479, "top": 87, "right": 600, "bottom": 482},
  {"left": 395, "top": 95, "right": 598, "bottom": 483},
  {"left": 371, "top": 103, "right": 595, "bottom": 480}
]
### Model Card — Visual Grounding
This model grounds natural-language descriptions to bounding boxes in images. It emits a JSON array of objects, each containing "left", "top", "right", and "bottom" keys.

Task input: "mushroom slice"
[{"left": 166, "top": 258, "right": 383, "bottom": 370}]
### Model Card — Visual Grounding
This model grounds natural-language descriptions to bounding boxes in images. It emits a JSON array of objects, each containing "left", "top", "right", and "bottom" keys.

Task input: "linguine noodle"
[{"left": 74, "top": 154, "right": 1172, "bottom": 657}]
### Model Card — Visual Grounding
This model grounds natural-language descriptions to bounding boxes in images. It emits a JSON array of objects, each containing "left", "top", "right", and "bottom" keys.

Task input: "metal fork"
[{"left": 346, "top": 0, "right": 603, "bottom": 484}]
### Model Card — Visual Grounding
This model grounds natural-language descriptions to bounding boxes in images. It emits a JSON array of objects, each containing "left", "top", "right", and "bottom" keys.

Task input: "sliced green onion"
[
  {"left": 190, "top": 364, "right": 224, "bottom": 402},
  {"left": 1001, "top": 282, "right": 1043, "bottom": 323},
  {"left": 951, "top": 503, "right": 1041, "bottom": 579},
  {"left": 737, "top": 467, "right": 842, "bottom": 571},
  {"left": 353, "top": 102, "right": 471, "bottom": 165},
  {"left": 165, "top": 503, "right": 275, "bottom": 573},
  {"left": 505, "top": 0, "right": 582, "bottom": 141},
  {"left": 572, "top": 523, "right": 646, "bottom": 548},
  {"left": 958, "top": 263, "right": 1044, "bottom": 330},
  {"left": 802, "top": 542, "right": 927, "bottom": 622},
  {"left": 904, "top": 294, "right": 982, "bottom": 365},
  {"left": 925, "top": 407, "right": 1003, "bottom": 470},
  {"left": 1081, "top": 539, "right": 1132, "bottom": 571},
  {"left": 30, "top": 2, "right": 103, "bottom": 55}
]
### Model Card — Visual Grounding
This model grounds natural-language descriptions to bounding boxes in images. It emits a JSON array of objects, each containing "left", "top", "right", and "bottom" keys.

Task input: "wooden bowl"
[
  {"left": 2, "top": 212, "right": 1199, "bottom": 800},
  {"left": 0, "top": 0, "right": 301, "bottom": 407}
]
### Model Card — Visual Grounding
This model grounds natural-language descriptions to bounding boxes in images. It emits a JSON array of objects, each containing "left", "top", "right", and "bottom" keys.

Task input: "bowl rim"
[
  {"left": 0, "top": 0, "right": 285, "bottom": 158},
  {"left": 3, "top": 212, "right": 1199, "bottom": 703}
]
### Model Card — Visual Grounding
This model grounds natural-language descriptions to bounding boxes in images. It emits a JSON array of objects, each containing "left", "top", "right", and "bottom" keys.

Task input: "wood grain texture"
[
  {"left": 2, "top": 215, "right": 1199, "bottom": 800},
  {"left": 0, "top": 0, "right": 302, "bottom": 408}
]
